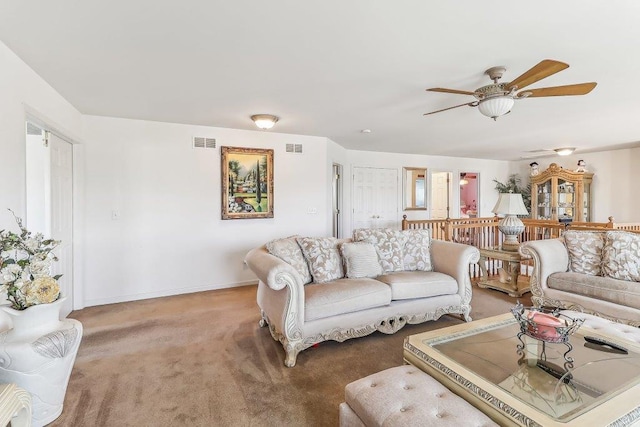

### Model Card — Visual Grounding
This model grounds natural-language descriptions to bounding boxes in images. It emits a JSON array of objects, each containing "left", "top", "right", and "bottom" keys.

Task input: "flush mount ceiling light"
[
  {"left": 251, "top": 114, "right": 279, "bottom": 130},
  {"left": 554, "top": 147, "right": 576, "bottom": 156}
]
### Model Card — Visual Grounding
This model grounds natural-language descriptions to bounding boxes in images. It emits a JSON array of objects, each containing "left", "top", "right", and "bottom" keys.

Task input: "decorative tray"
[{"left": 511, "top": 303, "right": 584, "bottom": 344}]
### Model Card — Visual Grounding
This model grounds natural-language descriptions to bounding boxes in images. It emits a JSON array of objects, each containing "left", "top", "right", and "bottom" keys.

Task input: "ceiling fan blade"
[
  {"left": 423, "top": 101, "right": 479, "bottom": 116},
  {"left": 427, "top": 88, "right": 477, "bottom": 96},
  {"left": 506, "top": 60, "right": 569, "bottom": 91},
  {"left": 520, "top": 82, "right": 598, "bottom": 98}
]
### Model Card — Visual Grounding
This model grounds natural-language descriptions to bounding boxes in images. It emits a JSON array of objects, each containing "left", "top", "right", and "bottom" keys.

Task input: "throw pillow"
[
  {"left": 296, "top": 237, "right": 344, "bottom": 283},
  {"left": 353, "top": 228, "right": 406, "bottom": 273},
  {"left": 402, "top": 229, "right": 433, "bottom": 271},
  {"left": 266, "top": 236, "right": 313, "bottom": 284},
  {"left": 602, "top": 231, "right": 640, "bottom": 282},
  {"left": 340, "top": 242, "right": 383, "bottom": 279},
  {"left": 563, "top": 230, "right": 605, "bottom": 276}
]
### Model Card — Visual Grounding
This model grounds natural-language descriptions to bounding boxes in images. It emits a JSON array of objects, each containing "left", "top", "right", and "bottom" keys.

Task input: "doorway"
[
  {"left": 332, "top": 163, "right": 342, "bottom": 238},
  {"left": 459, "top": 172, "right": 479, "bottom": 218},
  {"left": 25, "top": 121, "right": 74, "bottom": 317}
]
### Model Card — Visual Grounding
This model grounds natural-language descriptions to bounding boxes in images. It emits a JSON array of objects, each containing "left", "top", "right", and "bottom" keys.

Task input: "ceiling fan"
[{"left": 424, "top": 59, "right": 597, "bottom": 120}]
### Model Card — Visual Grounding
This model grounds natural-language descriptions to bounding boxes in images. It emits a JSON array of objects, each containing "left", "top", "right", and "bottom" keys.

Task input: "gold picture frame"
[{"left": 221, "top": 146, "right": 274, "bottom": 219}]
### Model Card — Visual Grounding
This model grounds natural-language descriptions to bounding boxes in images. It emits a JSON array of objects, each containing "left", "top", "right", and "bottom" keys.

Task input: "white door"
[
  {"left": 352, "top": 167, "right": 398, "bottom": 230},
  {"left": 431, "top": 172, "right": 451, "bottom": 219},
  {"left": 49, "top": 134, "right": 74, "bottom": 317}
]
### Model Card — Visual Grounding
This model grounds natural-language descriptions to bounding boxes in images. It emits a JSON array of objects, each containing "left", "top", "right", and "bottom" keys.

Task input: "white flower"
[
  {"left": 0, "top": 264, "right": 22, "bottom": 283},
  {"left": 23, "top": 276, "right": 60, "bottom": 305},
  {"left": 24, "top": 238, "right": 40, "bottom": 251},
  {"left": 13, "top": 278, "right": 28, "bottom": 289},
  {"left": 29, "top": 259, "right": 51, "bottom": 277}
]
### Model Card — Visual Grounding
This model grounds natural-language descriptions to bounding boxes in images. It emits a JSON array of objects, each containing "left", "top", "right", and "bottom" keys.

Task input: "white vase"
[{"left": 0, "top": 297, "right": 83, "bottom": 427}]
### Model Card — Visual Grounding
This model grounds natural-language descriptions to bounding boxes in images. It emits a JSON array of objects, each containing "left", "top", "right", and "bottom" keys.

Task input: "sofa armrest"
[
  {"left": 244, "top": 246, "right": 306, "bottom": 354},
  {"left": 519, "top": 239, "right": 569, "bottom": 306},
  {"left": 244, "top": 246, "right": 305, "bottom": 291},
  {"left": 430, "top": 240, "right": 480, "bottom": 306}
]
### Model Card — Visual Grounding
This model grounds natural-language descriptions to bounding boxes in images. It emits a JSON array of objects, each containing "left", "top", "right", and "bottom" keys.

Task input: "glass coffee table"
[{"left": 404, "top": 313, "right": 640, "bottom": 426}]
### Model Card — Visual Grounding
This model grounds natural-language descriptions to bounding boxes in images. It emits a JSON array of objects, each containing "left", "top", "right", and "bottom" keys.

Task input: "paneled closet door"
[
  {"left": 50, "top": 134, "right": 74, "bottom": 317},
  {"left": 352, "top": 167, "right": 398, "bottom": 231}
]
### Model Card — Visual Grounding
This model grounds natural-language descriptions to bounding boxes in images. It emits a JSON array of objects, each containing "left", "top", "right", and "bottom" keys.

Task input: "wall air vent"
[
  {"left": 285, "top": 143, "right": 303, "bottom": 154},
  {"left": 193, "top": 137, "right": 216, "bottom": 149}
]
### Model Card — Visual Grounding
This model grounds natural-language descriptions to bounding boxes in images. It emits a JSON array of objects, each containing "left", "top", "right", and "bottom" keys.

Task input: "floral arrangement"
[{"left": 0, "top": 210, "right": 61, "bottom": 310}]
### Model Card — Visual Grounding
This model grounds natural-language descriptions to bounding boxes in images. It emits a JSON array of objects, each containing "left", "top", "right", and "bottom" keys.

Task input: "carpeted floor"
[{"left": 52, "top": 282, "right": 531, "bottom": 426}]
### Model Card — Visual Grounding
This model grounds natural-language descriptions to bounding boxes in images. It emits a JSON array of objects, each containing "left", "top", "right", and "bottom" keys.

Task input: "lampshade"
[
  {"left": 492, "top": 193, "right": 529, "bottom": 216},
  {"left": 251, "top": 114, "right": 279, "bottom": 130},
  {"left": 554, "top": 147, "right": 575, "bottom": 156},
  {"left": 492, "top": 192, "right": 528, "bottom": 251},
  {"left": 478, "top": 97, "right": 514, "bottom": 120}
]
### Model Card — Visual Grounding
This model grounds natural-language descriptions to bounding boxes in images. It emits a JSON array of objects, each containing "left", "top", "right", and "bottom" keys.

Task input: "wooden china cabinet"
[{"left": 530, "top": 163, "right": 594, "bottom": 221}]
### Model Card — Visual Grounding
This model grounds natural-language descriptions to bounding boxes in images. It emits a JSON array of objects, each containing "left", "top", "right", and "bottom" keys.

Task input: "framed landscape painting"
[{"left": 221, "top": 146, "right": 274, "bottom": 219}]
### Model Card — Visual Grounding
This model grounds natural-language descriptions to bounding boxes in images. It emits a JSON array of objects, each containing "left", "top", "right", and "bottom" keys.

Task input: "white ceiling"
[{"left": 2, "top": 1, "right": 640, "bottom": 160}]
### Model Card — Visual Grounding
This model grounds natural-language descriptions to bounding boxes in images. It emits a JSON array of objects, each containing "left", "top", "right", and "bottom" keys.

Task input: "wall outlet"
[
  {"left": 306, "top": 207, "right": 318, "bottom": 214},
  {"left": 111, "top": 210, "right": 121, "bottom": 220}
]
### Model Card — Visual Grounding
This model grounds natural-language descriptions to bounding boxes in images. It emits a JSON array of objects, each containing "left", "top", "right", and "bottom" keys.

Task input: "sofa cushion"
[
  {"left": 297, "top": 237, "right": 344, "bottom": 283},
  {"left": 548, "top": 272, "right": 640, "bottom": 310},
  {"left": 602, "top": 231, "right": 640, "bottom": 282},
  {"left": 563, "top": 230, "right": 605, "bottom": 276},
  {"left": 353, "top": 228, "right": 406, "bottom": 273},
  {"left": 304, "top": 278, "right": 392, "bottom": 321},
  {"left": 340, "top": 242, "right": 383, "bottom": 279},
  {"left": 376, "top": 271, "right": 458, "bottom": 300},
  {"left": 401, "top": 229, "right": 433, "bottom": 272},
  {"left": 266, "top": 236, "right": 313, "bottom": 284}
]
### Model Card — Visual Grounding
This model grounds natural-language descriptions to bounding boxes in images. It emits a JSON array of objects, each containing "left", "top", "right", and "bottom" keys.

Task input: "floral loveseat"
[
  {"left": 520, "top": 229, "right": 640, "bottom": 327},
  {"left": 244, "top": 228, "right": 480, "bottom": 367}
]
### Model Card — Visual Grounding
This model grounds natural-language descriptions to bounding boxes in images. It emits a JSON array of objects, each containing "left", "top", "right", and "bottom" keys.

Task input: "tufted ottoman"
[{"left": 339, "top": 365, "right": 498, "bottom": 427}]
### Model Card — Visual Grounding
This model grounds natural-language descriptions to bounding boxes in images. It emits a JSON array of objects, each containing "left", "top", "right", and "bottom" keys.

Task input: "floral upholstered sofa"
[
  {"left": 520, "top": 229, "right": 640, "bottom": 327},
  {"left": 244, "top": 228, "right": 480, "bottom": 367}
]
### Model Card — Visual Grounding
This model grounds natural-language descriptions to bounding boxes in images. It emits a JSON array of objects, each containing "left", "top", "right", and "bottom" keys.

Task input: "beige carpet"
[{"left": 52, "top": 283, "right": 531, "bottom": 426}]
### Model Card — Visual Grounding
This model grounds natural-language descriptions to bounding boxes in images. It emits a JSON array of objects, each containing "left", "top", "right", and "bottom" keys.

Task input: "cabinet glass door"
[
  {"left": 557, "top": 179, "right": 575, "bottom": 220},
  {"left": 537, "top": 179, "right": 552, "bottom": 220},
  {"left": 583, "top": 182, "right": 591, "bottom": 221}
]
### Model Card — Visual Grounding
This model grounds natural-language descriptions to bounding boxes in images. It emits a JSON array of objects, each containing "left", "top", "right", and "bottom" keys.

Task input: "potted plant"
[{"left": 0, "top": 210, "right": 82, "bottom": 426}]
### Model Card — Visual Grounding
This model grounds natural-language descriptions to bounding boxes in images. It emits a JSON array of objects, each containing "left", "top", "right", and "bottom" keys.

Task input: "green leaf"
[{"left": 53, "top": 274, "right": 63, "bottom": 280}]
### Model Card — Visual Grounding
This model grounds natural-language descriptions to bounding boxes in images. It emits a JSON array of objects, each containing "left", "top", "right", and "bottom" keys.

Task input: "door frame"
[{"left": 25, "top": 107, "right": 85, "bottom": 311}]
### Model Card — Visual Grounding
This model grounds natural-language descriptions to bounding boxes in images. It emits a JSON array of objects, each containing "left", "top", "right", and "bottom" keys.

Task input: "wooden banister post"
[
  {"left": 608, "top": 216, "right": 615, "bottom": 229},
  {"left": 402, "top": 215, "right": 408, "bottom": 230},
  {"left": 444, "top": 218, "right": 452, "bottom": 241}
]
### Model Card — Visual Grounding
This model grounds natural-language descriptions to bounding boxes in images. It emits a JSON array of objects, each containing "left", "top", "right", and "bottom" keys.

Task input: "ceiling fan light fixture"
[
  {"left": 554, "top": 147, "right": 576, "bottom": 156},
  {"left": 251, "top": 114, "right": 279, "bottom": 130},
  {"left": 477, "top": 96, "right": 514, "bottom": 120}
]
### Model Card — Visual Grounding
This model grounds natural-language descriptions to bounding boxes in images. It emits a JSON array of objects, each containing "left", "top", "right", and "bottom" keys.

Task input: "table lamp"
[{"left": 492, "top": 192, "right": 529, "bottom": 251}]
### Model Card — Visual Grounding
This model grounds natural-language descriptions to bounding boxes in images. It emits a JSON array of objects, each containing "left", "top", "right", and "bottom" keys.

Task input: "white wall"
[
  {"left": 511, "top": 149, "right": 640, "bottom": 223},
  {"left": 0, "top": 40, "right": 82, "bottom": 227},
  {"left": 81, "top": 116, "right": 331, "bottom": 306},
  {"left": 340, "top": 150, "right": 511, "bottom": 236}
]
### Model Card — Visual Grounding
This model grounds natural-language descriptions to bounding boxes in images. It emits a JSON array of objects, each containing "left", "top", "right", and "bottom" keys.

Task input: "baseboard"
[{"left": 82, "top": 280, "right": 258, "bottom": 308}]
